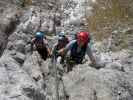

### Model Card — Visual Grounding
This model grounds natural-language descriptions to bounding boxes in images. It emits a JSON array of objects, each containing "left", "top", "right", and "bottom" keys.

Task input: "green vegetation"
[
  {"left": 87, "top": 0, "right": 133, "bottom": 51},
  {"left": 87, "top": 0, "right": 133, "bottom": 41}
]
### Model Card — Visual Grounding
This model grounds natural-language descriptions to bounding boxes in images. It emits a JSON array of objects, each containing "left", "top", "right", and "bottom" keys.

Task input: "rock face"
[
  {"left": 0, "top": 0, "right": 133, "bottom": 100},
  {"left": 63, "top": 50, "right": 133, "bottom": 100},
  {"left": 0, "top": 5, "right": 21, "bottom": 56},
  {"left": 110, "top": 27, "right": 133, "bottom": 51},
  {"left": 0, "top": 54, "right": 44, "bottom": 100}
]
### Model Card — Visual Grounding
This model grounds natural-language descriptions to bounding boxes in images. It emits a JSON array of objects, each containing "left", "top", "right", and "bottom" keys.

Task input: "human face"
[{"left": 77, "top": 39, "right": 85, "bottom": 47}]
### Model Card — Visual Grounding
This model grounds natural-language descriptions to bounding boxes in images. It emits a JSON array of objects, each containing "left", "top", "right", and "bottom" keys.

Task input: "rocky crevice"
[{"left": 0, "top": 7, "right": 22, "bottom": 57}]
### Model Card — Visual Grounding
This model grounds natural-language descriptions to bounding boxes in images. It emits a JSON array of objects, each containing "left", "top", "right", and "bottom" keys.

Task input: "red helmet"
[{"left": 77, "top": 31, "right": 89, "bottom": 43}]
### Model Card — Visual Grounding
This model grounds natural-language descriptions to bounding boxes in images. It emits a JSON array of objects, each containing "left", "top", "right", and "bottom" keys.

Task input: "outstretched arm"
[
  {"left": 86, "top": 46, "right": 96, "bottom": 65},
  {"left": 47, "top": 47, "right": 52, "bottom": 57},
  {"left": 58, "top": 40, "right": 76, "bottom": 56},
  {"left": 43, "top": 39, "right": 52, "bottom": 57}
]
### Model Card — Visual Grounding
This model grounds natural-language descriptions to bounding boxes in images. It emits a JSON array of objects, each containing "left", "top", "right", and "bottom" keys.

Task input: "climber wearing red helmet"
[
  {"left": 57, "top": 31, "right": 96, "bottom": 72},
  {"left": 77, "top": 31, "right": 89, "bottom": 46}
]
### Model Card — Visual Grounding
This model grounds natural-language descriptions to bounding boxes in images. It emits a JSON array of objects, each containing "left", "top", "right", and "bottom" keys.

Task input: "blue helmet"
[
  {"left": 35, "top": 32, "right": 44, "bottom": 39},
  {"left": 58, "top": 32, "right": 65, "bottom": 41},
  {"left": 58, "top": 32, "right": 65, "bottom": 37}
]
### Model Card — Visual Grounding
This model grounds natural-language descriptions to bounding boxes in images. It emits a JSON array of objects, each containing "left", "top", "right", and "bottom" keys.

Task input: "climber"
[
  {"left": 52, "top": 32, "right": 69, "bottom": 64},
  {"left": 57, "top": 31, "right": 97, "bottom": 72},
  {"left": 31, "top": 31, "right": 51, "bottom": 61}
]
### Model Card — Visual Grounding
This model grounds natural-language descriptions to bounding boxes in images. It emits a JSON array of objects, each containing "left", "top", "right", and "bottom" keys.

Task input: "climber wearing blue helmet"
[
  {"left": 31, "top": 31, "right": 51, "bottom": 61},
  {"left": 35, "top": 31, "right": 44, "bottom": 40},
  {"left": 52, "top": 32, "right": 69, "bottom": 64}
]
